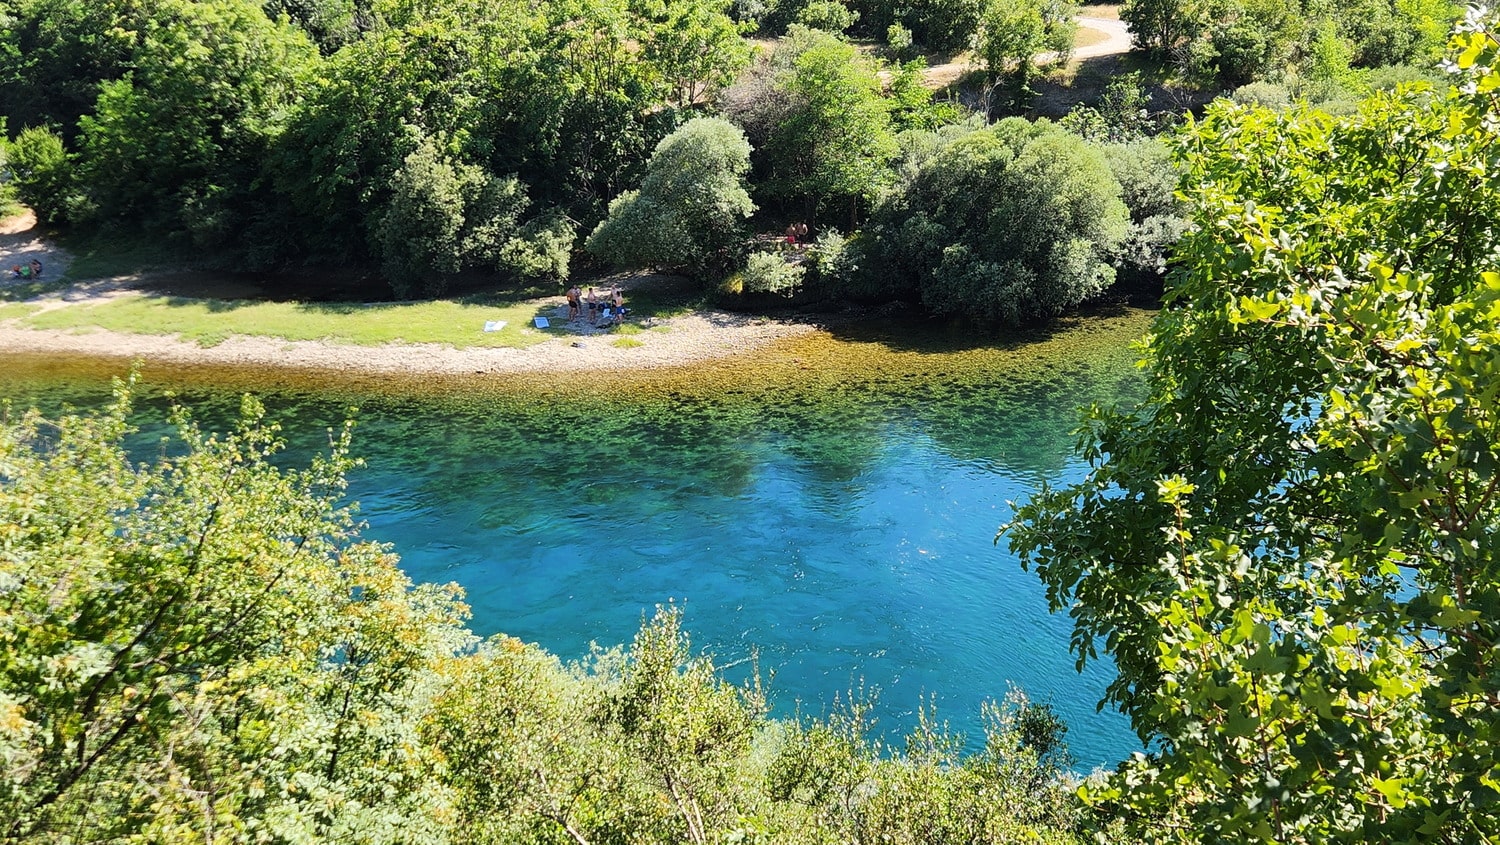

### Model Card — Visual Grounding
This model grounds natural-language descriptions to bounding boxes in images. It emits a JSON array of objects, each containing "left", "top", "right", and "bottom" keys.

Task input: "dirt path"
[
  {"left": 0, "top": 210, "right": 72, "bottom": 285},
  {"left": 1067, "top": 17, "right": 1132, "bottom": 61},
  {"left": 916, "top": 16, "right": 1133, "bottom": 89}
]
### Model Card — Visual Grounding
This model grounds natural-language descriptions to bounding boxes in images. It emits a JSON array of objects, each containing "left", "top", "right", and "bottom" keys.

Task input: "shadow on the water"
[{"left": 821, "top": 299, "right": 1140, "bottom": 355}]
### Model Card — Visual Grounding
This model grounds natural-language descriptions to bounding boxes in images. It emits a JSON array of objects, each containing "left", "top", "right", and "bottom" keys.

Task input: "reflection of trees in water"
[
  {"left": 0, "top": 311, "right": 1149, "bottom": 505},
  {"left": 914, "top": 365, "right": 1146, "bottom": 479}
]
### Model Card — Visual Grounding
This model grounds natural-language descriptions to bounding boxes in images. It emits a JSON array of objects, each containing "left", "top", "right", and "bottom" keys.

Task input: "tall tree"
[
  {"left": 976, "top": 0, "right": 1078, "bottom": 93},
  {"left": 74, "top": 0, "right": 317, "bottom": 245},
  {"left": 751, "top": 25, "right": 898, "bottom": 223},
  {"left": 587, "top": 116, "right": 756, "bottom": 281},
  {"left": 1009, "top": 12, "right": 1500, "bottom": 841}
]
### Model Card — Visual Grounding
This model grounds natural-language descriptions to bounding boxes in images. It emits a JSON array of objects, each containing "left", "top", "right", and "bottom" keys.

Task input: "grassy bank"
[
  {"left": 0, "top": 294, "right": 566, "bottom": 349},
  {"left": 0, "top": 271, "right": 713, "bottom": 349}
]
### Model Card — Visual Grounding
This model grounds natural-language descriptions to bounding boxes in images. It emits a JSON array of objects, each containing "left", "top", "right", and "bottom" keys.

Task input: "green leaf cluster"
[
  {"left": 1009, "top": 11, "right": 1500, "bottom": 841},
  {"left": 854, "top": 118, "right": 1128, "bottom": 326}
]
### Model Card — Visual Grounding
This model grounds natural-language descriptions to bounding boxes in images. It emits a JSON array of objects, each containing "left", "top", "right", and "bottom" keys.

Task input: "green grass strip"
[{"left": 13, "top": 293, "right": 565, "bottom": 349}]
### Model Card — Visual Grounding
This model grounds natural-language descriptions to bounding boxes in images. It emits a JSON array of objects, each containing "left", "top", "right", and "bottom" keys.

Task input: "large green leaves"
[{"left": 1010, "top": 12, "right": 1500, "bottom": 841}]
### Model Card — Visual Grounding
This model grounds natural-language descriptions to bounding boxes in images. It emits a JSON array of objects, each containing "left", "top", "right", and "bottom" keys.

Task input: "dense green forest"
[
  {"left": 0, "top": 0, "right": 1462, "bottom": 323},
  {"left": 6, "top": 0, "right": 1500, "bottom": 841}
]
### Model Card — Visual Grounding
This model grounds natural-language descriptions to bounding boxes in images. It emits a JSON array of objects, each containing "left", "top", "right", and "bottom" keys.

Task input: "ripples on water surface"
[{"left": 0, "top": 309, "right": 1152, "bottom": 768}]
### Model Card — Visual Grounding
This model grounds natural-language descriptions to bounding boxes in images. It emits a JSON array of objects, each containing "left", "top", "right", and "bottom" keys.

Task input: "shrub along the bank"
[
  {"left": 587, "top": 117, "right": 757, "bottom": 283},
  {"left": 850, "top": 118, "right": 1128, "bottom": 327}
]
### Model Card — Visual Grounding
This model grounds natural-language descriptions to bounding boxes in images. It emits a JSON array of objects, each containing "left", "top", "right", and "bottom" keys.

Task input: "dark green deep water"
[{"left": 0, "top": 308, "right": 1152, "bottom": 768}]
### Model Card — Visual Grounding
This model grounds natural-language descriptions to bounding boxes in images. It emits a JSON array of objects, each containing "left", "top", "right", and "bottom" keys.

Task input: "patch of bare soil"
[
  {"left": 0, "top": 210, "right": 71, "bottom": 288},
  {"left": 0, "top": 219, "right": 829, "bottom": 376}
]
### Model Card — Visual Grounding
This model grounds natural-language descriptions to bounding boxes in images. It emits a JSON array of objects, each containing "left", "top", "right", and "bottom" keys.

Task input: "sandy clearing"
[
  {"left": 0, "top": 210, "right": 825, "bottom": 376},
  {"left": 0, "top": 210, "right": 72, "bottom": 283},
  {"left": 0, "top": 308, "right": 824, "bottom": 376}
]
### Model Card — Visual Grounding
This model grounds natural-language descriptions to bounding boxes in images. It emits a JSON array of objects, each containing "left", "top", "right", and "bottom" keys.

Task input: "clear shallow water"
[{"left": 0, "top": 309, "right": 1150, "bottom": 769}]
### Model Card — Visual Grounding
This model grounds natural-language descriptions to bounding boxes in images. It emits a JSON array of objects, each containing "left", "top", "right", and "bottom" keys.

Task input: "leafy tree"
[
  {"left": 855, "top": 118, "right": 1128, "bottom": 326},
  {"left": 74, "top": 0, "right": 318, "bottom": 245},
  {"left": 0, "top": 377, "right": 471, "bottom": 841},
  {"left": 1009, "top": 13, "right": 1500, "bottom": 841},
  {"left": 886, "top": 59, "right": 966, "bottom": 131},
  {"left": 1195, "top": 0, "right": 1299, "bottom": 85},
  {"left": 797, "top": 0, "right": 859, "bottom": 32},
  {"left": 1120, "top": 0, "right": 1199, "bottom": 56},
  {"left": 634, "top": 0, "right": 751, "bottom": 110},
  {"left": 586, "top": 116, "right": 756, "bottom": 281},
  {"left": 745, "top": 25, "right": 899, "bottom": 224},
  {"left": 976, "top": 0, "right": 1078, "bottom": 93},
  {"left": 5, "top": 125, "right": 71, "bottom": 225},
  {"left": 373, "top": 135, "right": 572, "bottom": 297},
  {"left": 0, "top": 0, "right": 155, "bottom": 142}
]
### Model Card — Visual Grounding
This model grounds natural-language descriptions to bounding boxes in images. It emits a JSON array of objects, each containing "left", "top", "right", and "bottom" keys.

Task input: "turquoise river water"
[{"left": 0, "top": 308, "right": 1152, "bottom": 769}]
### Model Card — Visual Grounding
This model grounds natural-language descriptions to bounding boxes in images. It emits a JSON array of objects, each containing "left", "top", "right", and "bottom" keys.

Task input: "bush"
[
  {"left": 375, "top": 137, "right": 571, "bottom": 298},
  {"left": 1100, "top": 138, "right": 1180, "bottom": 223},
  {"left": 1229, "top": 80, "right": 1292, "bottom": 109},
  {"left": 1099, "top": 138, "right": 1186, "bottom": 285},
  {"left": 741, "top": 251, "right": 805, "bottom": 294},
  {"left": 857, "top": 118, "right": 1128, "bottom": 326},
  {"left": 798, "top": 0, "right": 859, "bottom": 32},
  {"left": 7, "top": 126, "right": 74, "bottom": 225},
  {"left": 587, "top": 117, "right": 756, "bottom": 282},
  {"left": 804, "top": 229, "right": 856, "bottom": 290},
  {"left": 886, "top": 22, "right": 914, "bottom": 57}
]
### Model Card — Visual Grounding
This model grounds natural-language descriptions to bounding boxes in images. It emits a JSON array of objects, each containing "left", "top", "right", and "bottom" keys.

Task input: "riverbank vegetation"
[
  {"left": 0, "top": 381, "right": 1092, "bottom": 842},
  {"left": 1010, "top": 8, "right": 1500, "bottom": 841},
  {"left": 1, "top": 0, "right": 1457, "bottom": 328},
  {"left": 5, "top": 0, "right": 1500, "bottom": 842}
]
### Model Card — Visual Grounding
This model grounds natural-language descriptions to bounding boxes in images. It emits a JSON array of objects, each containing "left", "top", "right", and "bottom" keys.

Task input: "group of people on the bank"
[
  {"left": 565, "top": 284, "right": 627, "bottom": 327},
  {"left": 8, "top": 259, "right": 43, "bottom": 280}
]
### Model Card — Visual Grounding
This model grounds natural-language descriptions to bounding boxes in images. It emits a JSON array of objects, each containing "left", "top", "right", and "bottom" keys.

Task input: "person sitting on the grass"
[
  {"left": 8, "top": 265, "right": 19, "bottom": 279},
  {"left": 29, "top": 259, "right": 42, "bottom": 278},
  {"left": 18, "top": 263, "right": 30, "bottom": 280}
]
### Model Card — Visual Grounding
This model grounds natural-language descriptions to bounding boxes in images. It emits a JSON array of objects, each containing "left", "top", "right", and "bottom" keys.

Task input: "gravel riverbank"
[{"left": 0, "top": 212, "right": 823, "bottom": 376}]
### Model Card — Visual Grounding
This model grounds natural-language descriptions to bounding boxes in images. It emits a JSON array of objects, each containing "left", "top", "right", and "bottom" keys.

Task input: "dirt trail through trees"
[{"left": 918, "top": 16, "right": 1133, "bottom": 89}]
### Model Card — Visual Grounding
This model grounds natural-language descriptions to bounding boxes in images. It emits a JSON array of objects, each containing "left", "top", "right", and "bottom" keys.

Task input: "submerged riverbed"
[{"left": 0, "top": 307, "right": 1152, "bottom": 768}]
